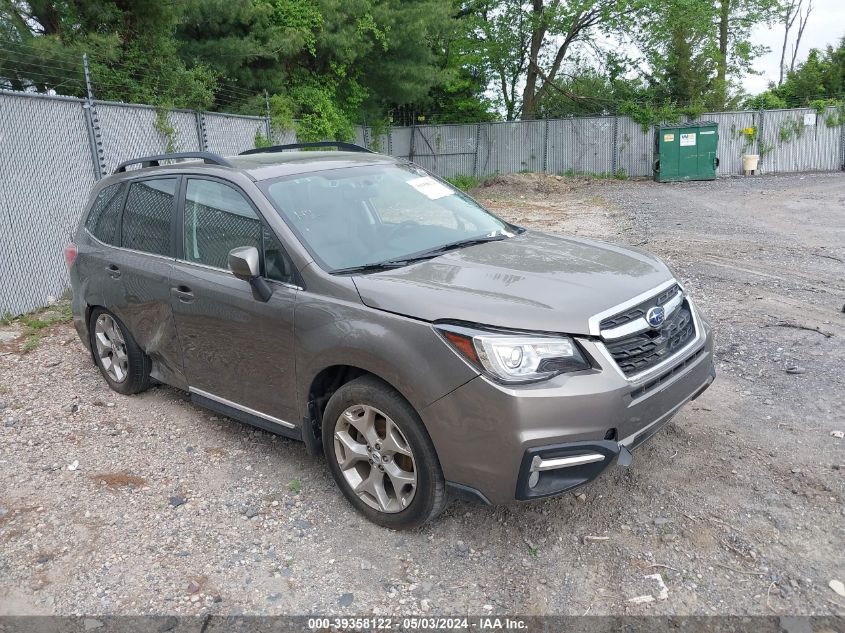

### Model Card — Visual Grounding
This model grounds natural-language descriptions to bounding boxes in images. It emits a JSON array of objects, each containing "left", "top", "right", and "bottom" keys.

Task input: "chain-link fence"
[
  {"left": 0, "top": 92, "right": 96, "bottom": 316},
  {"left": 1, "top": 88, "right": 844, "bottom": 316},
  {"left": 0, "top": 90, "right": 283, "bottom": 316}
]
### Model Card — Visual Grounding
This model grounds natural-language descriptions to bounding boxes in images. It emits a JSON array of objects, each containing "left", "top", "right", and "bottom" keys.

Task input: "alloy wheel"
[
  {"left": 333, "top": 404, "right": 417, "bottom": 513},
  {"left": 93, "top": 314, "right": 129, "bottom": 383}
]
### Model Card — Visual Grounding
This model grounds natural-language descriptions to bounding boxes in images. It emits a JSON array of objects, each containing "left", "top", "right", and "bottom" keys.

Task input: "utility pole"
[
  {"left": 264, "top": 90, "right": 272, "bottom": 140},
  {"left": 82, "top": 53, "right": 94, "bottom": 102}
]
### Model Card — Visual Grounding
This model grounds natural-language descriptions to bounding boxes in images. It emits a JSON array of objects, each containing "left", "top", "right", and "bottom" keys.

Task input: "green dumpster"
[{"left": 653, "top": 121, "right": 719, "bottom": 182}]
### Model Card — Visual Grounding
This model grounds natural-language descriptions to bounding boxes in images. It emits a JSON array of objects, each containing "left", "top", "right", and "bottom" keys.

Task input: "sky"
[{"left": 744, "top": 0, "right": 845, "bottom": 94}]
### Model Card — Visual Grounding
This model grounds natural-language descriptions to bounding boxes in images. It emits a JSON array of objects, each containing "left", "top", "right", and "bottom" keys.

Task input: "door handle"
[
  {"left": 171, "top": 285, "right": 195, "bottom": 303},
  {"left": 105, "top": 264, "right": 121, "bottom": 279}
]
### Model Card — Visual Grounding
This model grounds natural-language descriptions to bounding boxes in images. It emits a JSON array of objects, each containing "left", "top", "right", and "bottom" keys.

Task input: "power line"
[{"left": 0, "top": 44, "right": 260, "bottom": 100}]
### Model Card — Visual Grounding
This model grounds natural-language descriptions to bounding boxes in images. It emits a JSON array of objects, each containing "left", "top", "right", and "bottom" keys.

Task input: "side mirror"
[
  {"left": 228, "top": 246, "right": 260, "bottom": 280},
  {"left": 228, "top": 246, "right": 273, "bottom": 303}
]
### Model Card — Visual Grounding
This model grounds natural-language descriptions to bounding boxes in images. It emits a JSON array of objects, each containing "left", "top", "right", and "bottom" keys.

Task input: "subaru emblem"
[{"left": 646, "top": 306, "right": 665, "bottom": 328}]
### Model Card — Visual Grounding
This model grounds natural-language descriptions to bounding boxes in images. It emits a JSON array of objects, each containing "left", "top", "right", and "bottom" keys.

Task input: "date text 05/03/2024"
[{"left": 306, "top": 616, "right": 528, "bottom": 630}]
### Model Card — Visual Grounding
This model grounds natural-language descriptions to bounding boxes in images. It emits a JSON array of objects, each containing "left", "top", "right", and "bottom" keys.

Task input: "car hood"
[{"left": 351, "top": 231, "right": 674, "bottom": 335}]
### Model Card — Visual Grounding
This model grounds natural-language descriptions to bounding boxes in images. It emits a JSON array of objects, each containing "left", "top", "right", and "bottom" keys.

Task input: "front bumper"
[{"left": 420, "top": 318, "right": 715, "bottom": 505}]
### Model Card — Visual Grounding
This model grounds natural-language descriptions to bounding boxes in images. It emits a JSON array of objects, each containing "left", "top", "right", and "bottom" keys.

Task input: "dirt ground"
[{"left": 1, "top": 172, "right": 843, "bottom": 617}]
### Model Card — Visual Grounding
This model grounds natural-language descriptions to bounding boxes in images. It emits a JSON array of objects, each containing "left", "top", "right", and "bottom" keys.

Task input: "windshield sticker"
[{"left": 407, "top": 176, "right": 454, "bottom": 200}]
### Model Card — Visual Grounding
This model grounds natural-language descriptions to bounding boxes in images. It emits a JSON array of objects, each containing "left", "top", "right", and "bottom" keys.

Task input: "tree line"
[{"left": 1, "top": 0, "right": 843, "bottom": 140}]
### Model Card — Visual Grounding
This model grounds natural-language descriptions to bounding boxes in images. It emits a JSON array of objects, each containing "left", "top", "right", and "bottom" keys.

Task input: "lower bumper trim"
[
  {"left": 531, "top": 452, "right": 606, "bottom": 471},
  {"left": 446, "top": 481, "right": 493, "bottom": 505},
  {"left": 515, "top": 362, "right": 715, "bottom": 501},
  {"left": 516, "top": 440, "right": 621, "bottom": 501}
]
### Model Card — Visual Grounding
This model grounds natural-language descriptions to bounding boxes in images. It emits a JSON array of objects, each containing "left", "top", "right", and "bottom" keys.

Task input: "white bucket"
[{"left": 742, "top": 154, "right": 760, "bottom": 173}]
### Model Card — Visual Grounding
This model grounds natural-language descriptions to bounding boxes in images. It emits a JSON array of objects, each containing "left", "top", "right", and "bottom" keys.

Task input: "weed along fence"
[{"left": 1, "top": 89, "right": 844, "bottom": 316}]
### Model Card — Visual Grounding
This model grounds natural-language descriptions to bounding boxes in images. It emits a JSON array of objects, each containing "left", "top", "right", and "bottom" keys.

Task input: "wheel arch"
[{"left": 302, "top": 364, "right": 415, "bottom": 456}]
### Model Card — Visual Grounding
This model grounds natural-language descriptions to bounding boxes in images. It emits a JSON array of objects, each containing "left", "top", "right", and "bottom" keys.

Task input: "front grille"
[
  {"left": 599, "top": 284, "right": 679, "bottom": 330},
  {"left": 630, "top": 347, "right": 706, "bottom": 399},
  {"left": 604, "top": 300, "right": 695, "bottom": 377}
]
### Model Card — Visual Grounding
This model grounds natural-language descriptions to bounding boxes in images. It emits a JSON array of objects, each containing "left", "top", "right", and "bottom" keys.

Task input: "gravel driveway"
[{"left": 1, "top": 172, "right": 843, "bottom": 617}]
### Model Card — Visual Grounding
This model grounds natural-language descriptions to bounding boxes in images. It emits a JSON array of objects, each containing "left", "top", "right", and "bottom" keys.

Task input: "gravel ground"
[{"left": 1, "top": 172, "right": 843, "bottom": 617}]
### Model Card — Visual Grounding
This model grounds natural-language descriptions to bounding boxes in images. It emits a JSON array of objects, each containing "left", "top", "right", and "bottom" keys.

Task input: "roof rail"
[
  {"left": 113, "top": 152, "right": 233, "bottom": 174},
  {"left": 239, "top": 141, "right": 374, "bottom": 156}
]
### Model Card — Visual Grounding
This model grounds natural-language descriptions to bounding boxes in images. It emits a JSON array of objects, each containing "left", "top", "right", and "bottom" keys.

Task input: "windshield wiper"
[
  {"left": 330, "top": 233, "right": 513, "bottom": 275},
  {"left": 406, "top": 233, "right": 511, "bottom": 259},
  {"left": 330, "top": 260, "right": 416, "bottom": 275}
]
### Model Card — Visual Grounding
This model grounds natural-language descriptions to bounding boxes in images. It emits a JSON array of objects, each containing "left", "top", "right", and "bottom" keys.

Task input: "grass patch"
[
  {"left": 22, "top": 335, "right": 42, "bottom": 353},
  {"left": 445, "top": 174, "right": 484, "bottom": 191},
  {"left": 288, "top": 478, "right": 302, "bottom": 494},
  {"left": 559, "top": 168, "right": 627, "bottom": 180},
  {"left": 4, "top": 299, "right": 73, "bottom": 353}
]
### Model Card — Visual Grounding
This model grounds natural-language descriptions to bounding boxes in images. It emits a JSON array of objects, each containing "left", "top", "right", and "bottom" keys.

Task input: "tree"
[
  {"left": 536, "top": 67, "right": 649, "bottom": 118},
  {"left": 745, "top": 37, "right": 845, "bottom": 108},
  {"left": 712, "top": 0, "right": 781, "bottom": 109},
  {"left": 0, "top": 0, "right": 217, "bottom": 108},
  {"left": 633, "top": 0, "right": 781, "bottom": 110},
  {"left": 175, "top": 0, "right": 459, "bottom": 134},
  {"left": 778, "top": 0, "right": 812, "bottom": 85},
  {"left": 636, "top": 0, "right": 717, "bottom": 106},
  {"left": 1, "top": 0, "right": 471, "bottom": 130},
  {"left": 462, "top": 0, "right": 650, "bottom": 120}
]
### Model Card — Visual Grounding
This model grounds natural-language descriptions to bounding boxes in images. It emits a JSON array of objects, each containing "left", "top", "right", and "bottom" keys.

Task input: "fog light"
[{"left": 528, "top": 470, "right": 540, "bottom": 488}]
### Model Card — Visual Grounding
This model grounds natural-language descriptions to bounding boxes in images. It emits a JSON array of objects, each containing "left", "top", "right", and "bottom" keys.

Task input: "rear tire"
[
  {"left": 89, "top": 308, "right": 151, "bottom": 395},
  {"left": 322, "top": 375, "right": 447, "bottom": 529}
]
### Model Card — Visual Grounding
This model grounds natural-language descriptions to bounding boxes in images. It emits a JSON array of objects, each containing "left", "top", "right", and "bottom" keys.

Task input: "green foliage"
[
  {"left": 0, "top": 0, "right": 819, "bottom": 130},
  {"left": 22, "top": 335, "right": 41, "bottom": 353},
  {"left": 619, "top": 101, "right": 683, "bottom": 133},
  {"left": 0, "top": 1, "right": 217, "bottom": 109},
  {"left": 744, "top": 92, "right": 788, "bottom": 110},
  {"left": 560, "top": 169, "right": 627, "bottom": 180},
  {"left": 254, "top": 129, "right": 272, "bottom": 149},
  {"left": 288, "top": 478, "right": 302, "bottom": 494},
  {"left": 758, "top": 140, "right": 774, "bottom": 158},
  {"left": 154, "top": 107, "right": 179, "bottom": 153},
  {"left": 745, "top": 37, "right": 845, "bottom": 114},
  {"left": 636, "top": 0, "right": 720, "bottom": 107},
  {"left": 777, "top": 116, "right": 804, "bottom": 143},
  {"left": 366, "top": 117, "right": 390, "bottom": 152},
  {"left": 1, "top": 0, "right": 463, "bottom": 125},
  {"left": 446, "top": 175, "right": 483, "bottom": 191},
  {"left": 5, "top": 300, "right": 72, "bottom": 353},
  {"left": 15, "top": 301, "right": 72, "bottom": 330},
  {"left": 270, "top": 85, "right": 357, "bottom": 142}
]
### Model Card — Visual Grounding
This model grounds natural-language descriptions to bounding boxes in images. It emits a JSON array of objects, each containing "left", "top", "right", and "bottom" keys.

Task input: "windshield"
[{"left": 261, "top": 163, "right": 514, "bottom": 272}]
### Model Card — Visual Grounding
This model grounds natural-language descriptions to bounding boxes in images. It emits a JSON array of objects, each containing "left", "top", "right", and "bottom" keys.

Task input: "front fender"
[{"left": 294, "top": 292, "right": 478, "bottom": 417}]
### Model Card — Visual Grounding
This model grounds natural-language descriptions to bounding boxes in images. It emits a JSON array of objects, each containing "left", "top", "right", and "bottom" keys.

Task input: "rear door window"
[
  {"left": 122, "top": 178, "right": 178, "bottom": 256},
  {"left": 85, "top": 182, "right": 126, "bottom": 245}
]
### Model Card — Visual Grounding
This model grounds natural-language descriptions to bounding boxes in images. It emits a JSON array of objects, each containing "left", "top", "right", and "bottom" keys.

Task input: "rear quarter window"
[{"left": 84, "top": 183, "right": 126, "bottom": 245}]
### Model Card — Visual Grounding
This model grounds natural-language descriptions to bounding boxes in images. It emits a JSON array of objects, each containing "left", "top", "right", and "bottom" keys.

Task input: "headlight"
[{"left": 435, "top": 323, "right": 590, "bottom": 384}]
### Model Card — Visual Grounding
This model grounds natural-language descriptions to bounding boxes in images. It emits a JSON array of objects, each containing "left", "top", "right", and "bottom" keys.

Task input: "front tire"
[
  {"left": 322, "top": 376, "right": 447, "bottom": 529},
  {"left": 89, "top": 308, "right": 151, "bottom": 395}
]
